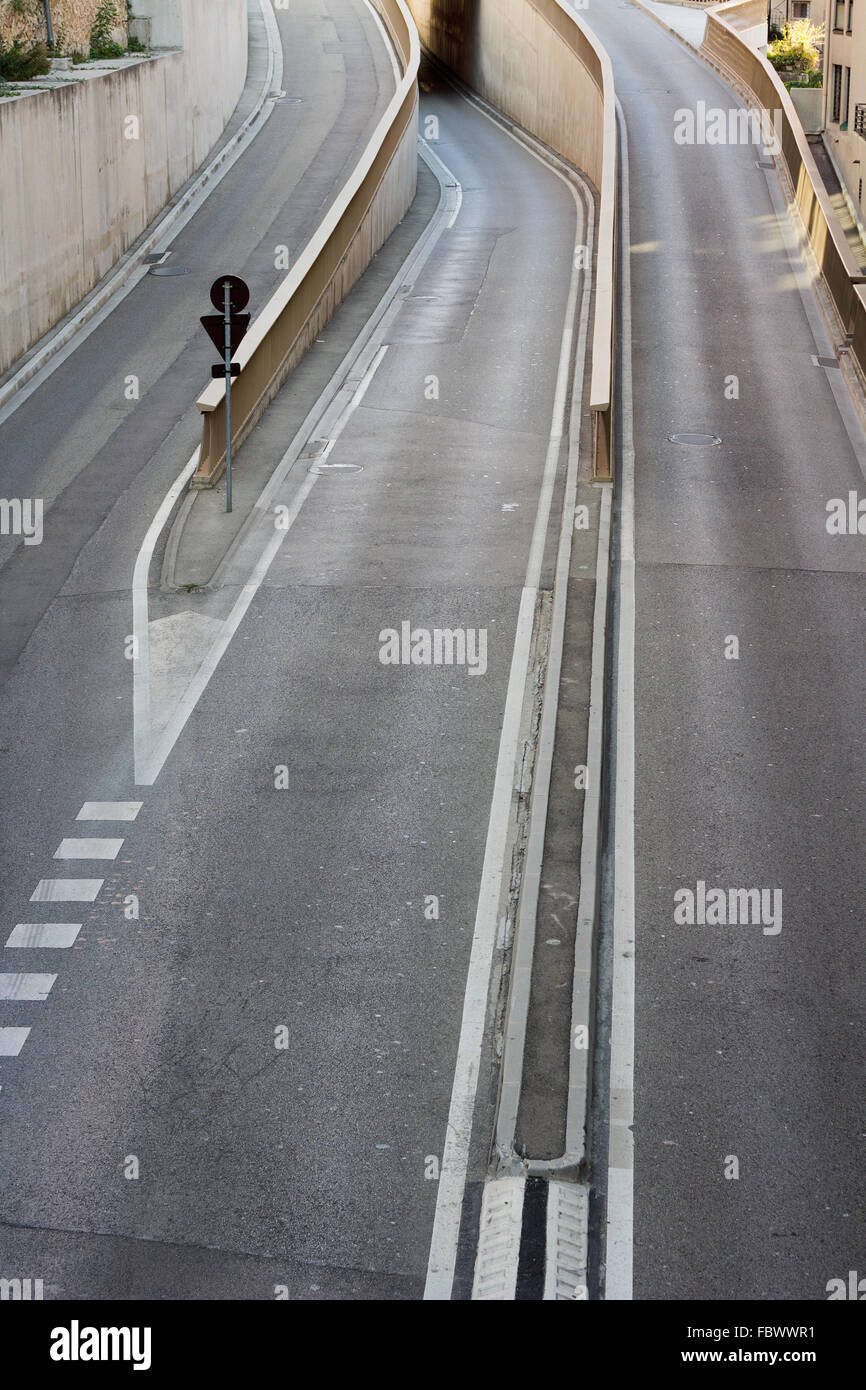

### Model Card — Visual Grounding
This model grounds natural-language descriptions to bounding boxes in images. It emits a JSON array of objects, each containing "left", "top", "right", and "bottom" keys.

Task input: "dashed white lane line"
[
  {"left": 76, "top": 802, "right": 142, "bottom": 821},
  {"left": 0, "top": 974, "right": 57, "bottom": 1001},
  {"left": 0, "top": 1028, "right": 30, "bottom": 1057},
  {"left": 54, "top": 838, "right": 123, "bottom": 860},
  {"left": 6, "top": 924, "right": 82, "bottom": 949},
  {"left": 30, "top": 880, "right": 103, "bottom": 903}
]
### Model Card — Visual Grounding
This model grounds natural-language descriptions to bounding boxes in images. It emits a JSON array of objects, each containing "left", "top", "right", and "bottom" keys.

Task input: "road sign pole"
[{"left": 224, "top": 280, "right": 233, "bottom": 514}]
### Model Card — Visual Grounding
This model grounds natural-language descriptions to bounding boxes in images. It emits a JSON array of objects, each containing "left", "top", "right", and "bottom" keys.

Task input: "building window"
[
  {"left": 833, "top": 64, "right": 843, "bottom": 122},
  {"left": 792, "top": 2, "right": 810, "bottom": 16},
  {"left": 835, "top": 0, "right": 846, "bottom": 28},
  {"left": 843, "top": 67, "right": 852, "bottom": 126}
]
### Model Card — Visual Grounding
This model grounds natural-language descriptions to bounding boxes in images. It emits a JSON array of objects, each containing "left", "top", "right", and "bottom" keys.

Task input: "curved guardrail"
[{"left": 193, "top": 0, "right": 420, "bottom": 486}]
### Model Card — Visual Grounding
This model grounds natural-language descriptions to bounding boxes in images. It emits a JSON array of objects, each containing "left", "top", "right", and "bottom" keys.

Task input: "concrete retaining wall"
[
  {"left": 406, "top": 0, "right": 617, "bottom": 478},
  {"left": 0, "top": 0, "right": 247, "bottom": 377}
]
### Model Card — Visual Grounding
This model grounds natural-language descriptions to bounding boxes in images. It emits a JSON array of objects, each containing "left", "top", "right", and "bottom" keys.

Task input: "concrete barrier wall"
[
  {"left": 0, "top": 0, "right": 247, "bottom": 377},
  {"left": 406, "top": 0, "right": 617, "bottom": 478},
  {"left": 704, "top": 0, "right": 864, "bottom": 358},
  {"left": 193, "top": 0, "right": 420, "bottom": 487}
]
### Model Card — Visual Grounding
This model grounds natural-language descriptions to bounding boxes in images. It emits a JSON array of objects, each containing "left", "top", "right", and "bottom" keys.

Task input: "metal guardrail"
[{"left": 193, "top": 0, "right": 420, "bottom": 487}]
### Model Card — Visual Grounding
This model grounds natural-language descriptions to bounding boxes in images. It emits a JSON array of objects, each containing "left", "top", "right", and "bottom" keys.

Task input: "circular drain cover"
[
  {"left": 668, "top": 431, "right": 721, "bottom": 446},
  {"left": 308, "top": 461, "right": 363, "bottom": 475},
  {"left": 149, "top": 265, "right": 190, "bottom": 276}
]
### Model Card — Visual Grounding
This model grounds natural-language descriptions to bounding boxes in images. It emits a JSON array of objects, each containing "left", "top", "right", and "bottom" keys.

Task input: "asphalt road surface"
[
  {"left": 0, "top": 14, "right": 585, "bottom": 1296},
  {"left": 583, "top": 0, "right": 866, "bottom": 1300}
]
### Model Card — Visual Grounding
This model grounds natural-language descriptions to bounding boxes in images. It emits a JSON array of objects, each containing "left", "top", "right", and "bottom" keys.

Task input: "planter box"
[
  {"left": 129, "top": 18, "right": 152, "bottom": 48},
  {"left": 789, "top": 85, "right": 823, "bottom": 136}
]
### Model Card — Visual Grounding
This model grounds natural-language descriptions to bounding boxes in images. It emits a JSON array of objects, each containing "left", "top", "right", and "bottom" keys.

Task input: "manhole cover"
[
  {"left": 668, "top": 432, "right": 721, "bottom": 446},
  {"left": 149, "top": 265, "right": 190, "bottom": 276},
  {"left": 308, "top": 461, "right": 363, "bottom": 474}
]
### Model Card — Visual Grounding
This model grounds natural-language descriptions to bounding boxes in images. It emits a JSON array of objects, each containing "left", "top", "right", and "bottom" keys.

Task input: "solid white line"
[
  {"left": 567, "top": 483, "right": 612, "bottom": 1155},
  {"left": 424, "top": 79, "right": 590, "bottom": 1301},
  {"left": 6, "top": 924, "right": 82, "bottom": 949},
  {"left": 76, "top": 802, "right": 142, "bottom": 821},
  {"left": 424, "top": 584, "right": 537, "bottom": 1301},
  {"left": 30, "top": 879, "right": 103, "bottom": 903},
  {"left": 133, "top": 447, "right": 201, "bottom": 782},
  {"left": 362, "top": 0, "right": 402, "bottom": 90},
  {"left": 606, "top": 98, "right": 636, "bottom": 1304},
  {"left": 0, "top": 1028, "right": 30, "bottom": 1057},
  {"left": 418, "top": 140, "right": 463, "bottom": 230},
  {"left": 54, "top": 838, "right": 123, "bottom": 860},
  {"left": 0, "top": 974, "right": 56, "bottom": 1001}
]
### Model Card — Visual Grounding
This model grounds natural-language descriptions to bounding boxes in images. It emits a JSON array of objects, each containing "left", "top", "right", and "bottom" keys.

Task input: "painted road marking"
[
  {"left": 606, "top": 98, "right": 637, "bottom": 1303},
  {"left": 54, "top": 838, "right": 123, "bottom": 860},
  {"left": 471, "top": 1177, "right": 526, "bottom": 1300},
  {"left": 0, "top": 974, "right": 57, "bottom": 1001},
  {"left": 6, "top": 924, "right": 82, "bottom": 949},
  {"left": 76, "top": 802, "right": 142, "bottom": 821},
  {"left": 30, "top": 880, "right": 103, "bottom": 903},
  {"left": 0, "top": 1028, "right": 30, "bottom": 1056},
  {"left": 424, "top": 82, "right": 591, "bottom": 1303}
]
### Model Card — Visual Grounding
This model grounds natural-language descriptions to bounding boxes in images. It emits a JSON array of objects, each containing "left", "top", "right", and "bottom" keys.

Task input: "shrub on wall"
[
  {"left": 90, "top": 0, "right": 123, "bottom": 57},
  {"left": 768, "top": 20, "right": 824, "bottom": 76},
  {"left": 0, "top": 34, "right": 51, "bottom": 77}
]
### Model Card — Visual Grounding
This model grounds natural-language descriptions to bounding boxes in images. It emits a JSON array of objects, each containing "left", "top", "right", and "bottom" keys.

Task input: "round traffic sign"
[{"left": 210, "top": 275, "right": 250, "bottom": 313}]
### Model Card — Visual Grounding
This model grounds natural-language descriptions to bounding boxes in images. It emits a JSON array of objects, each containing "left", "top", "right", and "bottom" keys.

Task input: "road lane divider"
[
  {"left": 29, "top": 880, "right": 103, "bottom": 903},
  {"left": 6, "top": 925, "right": 82, "bottom": 949},
  {"left": 53, "top": 839, "right": 124, "bottom": 861},
  {"left": 0, "top": 975, "right": 56, "bottom": 1002}
]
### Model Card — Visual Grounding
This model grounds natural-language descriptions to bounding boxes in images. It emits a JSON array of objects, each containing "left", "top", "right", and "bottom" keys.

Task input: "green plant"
[
  {"left": 788, "top": 71, "right": 823, "bottom": 90},
  {"left": 126, "top": 35, "right": 145, "bottom": 52},
  {"left": 768, "top": 20, "right": 824, "bottom": 75},
  {"left": 90, "top": 0, "right": 124, "bottom": 59},
  {"left": 0, "top": 36, "right": 51, "bottom": 79}
]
